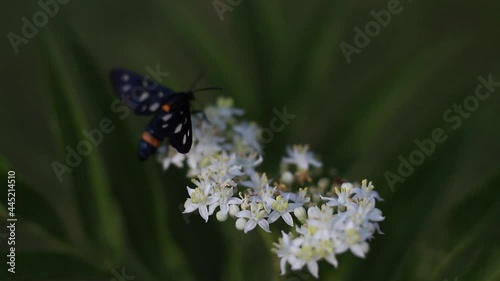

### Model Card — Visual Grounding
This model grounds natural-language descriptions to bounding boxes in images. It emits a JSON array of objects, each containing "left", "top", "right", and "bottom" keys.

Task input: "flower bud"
[
  {"left": 229, "top": 205, "right": 240, "bottom": 217},
  {"left": 235, "top": 218, "right": 247, "bottom": 231},
  {"left": 294, "top": 207, "right": 307, "bottom": 223},
  {"left": 318, "top": 178, "right": 329, "bottom": 191},
  {"left": 216, "top": 211, "right": 228, "bottom": 222},
  {"left": 281, "top": 171, "right": 294, "bottom": 185}
]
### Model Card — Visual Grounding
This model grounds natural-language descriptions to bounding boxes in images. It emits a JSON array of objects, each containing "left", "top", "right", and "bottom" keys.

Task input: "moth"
[{"left": 109, "top": 69, "right": 220, "bottom": 160}]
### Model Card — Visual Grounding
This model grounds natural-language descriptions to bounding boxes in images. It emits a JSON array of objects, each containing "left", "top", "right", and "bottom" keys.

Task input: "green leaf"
[
  {"left": 345, "top": 132, "right": 465, "bottom": 281},
  {"left": 0, "top": 156, "right": 69, "bottom": 243},
  {"left": 448, "top": 172, "right": 500, "bottom": 244},
  {"left": 426, "top": 172, "right": 500, "bottom": 280},
  {"left": 288, "top": 0, "right": 351, "bottom": 102},
  {"left": 336, "top": 35, "right": 470, "bottom": 156},
  {"left": 46, "top": 23, "right": 194, "bottom": 281},
  {"left": 231, "top": 1, "right": 288, "bottom": 98},
  {"left": 0, "top": 252, "right": 106, "bottom": 281},
  {"left": 154, "top": 2, "right": 259, "bottom": 111},
  {"left": 41, "top": 32, "right": 124, "bottom": 262}
]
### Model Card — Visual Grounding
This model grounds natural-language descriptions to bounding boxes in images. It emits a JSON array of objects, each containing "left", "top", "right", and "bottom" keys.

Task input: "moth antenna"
[{"left": 189, "top": 71, "right": 205, "bottom": 91}]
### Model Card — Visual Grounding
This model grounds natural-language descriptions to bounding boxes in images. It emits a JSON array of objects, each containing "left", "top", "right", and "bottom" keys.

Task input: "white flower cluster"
[
  {"left": 156, "top": 97, "right": 385, "bottom": 278},
  {"left": 274, "top": 179, "right": 384, "bottom": 278}
]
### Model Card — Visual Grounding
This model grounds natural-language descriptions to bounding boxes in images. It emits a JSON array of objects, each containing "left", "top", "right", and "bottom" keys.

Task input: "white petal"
[
  {"left": 291, "top": 259, "right": 306, "bottom": 270},
  {"left": 368, "top": 209, "right": 385, "bottom": 221},
  {"left": 350, "top": 244, "right": 366, "bottom": 258},
  {"left": 320, "top": 195, "right": 334, "bottom": 201},
  {"left": 268, "top": 211, "right": 281, "bottom": 223},
  {"left": 263, "top": 203, "right": 272, "bottom": 214},
  {"left": 334, "top": 243, "right": 348, "bottom": 254},
  {"left": 228, "top": 166, "right": 244, "bottom": 176},
  {"left": 257, "top": 219, "right": 271, "bottom": 232},
  {"left": 374, "top": 222, "right": 385, "bottom": 234},
  {"left": 208, "top": 204, "right": 218, "bottom": 215},
  {"left": 282, "top": 213, "right": 294, "bottom": 227},
  {"left": 309, "top": 158, "right": 322, "bottom": 168},
  {"left": 227, "top": 197, "right": 243, "bottom": 205},
  {"left": 326, "top": 199, "right": 339, "bottom": 207},
  {"left": 206, "top": 197, "right": 219, "bottom": 205},
  {"left": 244, "top": 220, "right": 257, "bottom": 233},
  {"left": 162, "top": 159, "right": 172, "bottom": 170},
  {"left": 186, "top": 186, "right": 195, "bottom": 196},
  {"left": 281, "top": 231, "right": 290, "bottom": 244},
  {"left": 325, "top": 253, "right": 338, "bottom": 268},
  {"left": 236, "top": 210, "right": 252, "bottom": 218},
  {"left": 279, "top": 258, "right": 287, "bottom": 275},
  {"left": 220, "top": 204, "right": 229, "bottom": 215},
  {"left": 199, "top": 206, "right": 209, "bottom": 222},
  {"left": 306, "top": 261, "right": 319, "bottom": 278},
  {"left": 183, "top": 203, "right": 198, "bottom": 213}
]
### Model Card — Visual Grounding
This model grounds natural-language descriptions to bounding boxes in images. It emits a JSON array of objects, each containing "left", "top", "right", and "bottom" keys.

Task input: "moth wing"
[
  {"left": 109, "top": 69, "right": 173, "bottom": 115},
  {"left": 157, "top": 102, "right": 193, "bottom": 154}
]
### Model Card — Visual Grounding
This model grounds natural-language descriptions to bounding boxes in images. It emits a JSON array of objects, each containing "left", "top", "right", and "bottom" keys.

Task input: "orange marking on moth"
[
  {"left": 162, "top": 104, "right": 171, "bottom": 112},
  {"left": 142, "top": 131, "right": 161, "bottom": 148}
]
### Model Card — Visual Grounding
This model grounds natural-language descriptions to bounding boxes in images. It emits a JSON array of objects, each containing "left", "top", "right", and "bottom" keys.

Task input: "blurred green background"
[{"left": 1, "top": 0, "right": 500, "bottom": 280}]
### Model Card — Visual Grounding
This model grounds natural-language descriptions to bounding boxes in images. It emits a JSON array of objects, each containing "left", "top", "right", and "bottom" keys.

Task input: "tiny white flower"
[
  {"left": 208, "top": 186, "right": 242, "bottom": 215},
  {"left": 158, "top": 146, "right": 186, "bottom": 170},
  {"left": 305, "top": 205, "right": 335, "bottom": 229},
  {"left": 299, "top": 205, "right": 337, "bottom": 243},
  {"left": 183, "top": 186, "right": 218, "bottom": 222},
  {"left": 208, "top": 153, "right": 245, "bottom": 185},
  {"left": 321, "top": 183, "right": 353, "bottom": 208},
  {"left": 234, "top": 122, "right": 262, "bottom": 153},
  {"left": 273, "top": 231, "right": 301, "bottom": 275},
  {"left": 236, "top": 201, "right": 270, "bottom": 233},
  {"left": 268, "top": 195, "right": 295, "bottom": 226},
  {"left": 282, "top": 145, "right": 322, "bottom": 170},
  {"left": 339, "top": 220, "right": 370, "bottom": 258},
  {"left": 315, "top": 238, "right": 338, "bottom": 268},
  {"left": 158, "top": 97, "right": 387, "bottom": 279},
  {"left": 291, "top": 241, "right": 320, "bottom": 278},
  {"left": 357, "top": 198, "right": 385, "bottom": 223},
  {"left": 254, "top": 184, "right": 276, "bottom": 214},
  {"left": 238, "top": 152, "right": 263, "bottom": 175},
  {"left": 241, "top": 172, "right": 270, "bottom": 192},
  {"left": 286, "top": 187, "right": 310, "bottom": 210},
  {"left": 352, "top": 179, "right": 383, "bottom": 201},
  {"left": 205, "top": 97, "right": 244, "bottom": 130}
]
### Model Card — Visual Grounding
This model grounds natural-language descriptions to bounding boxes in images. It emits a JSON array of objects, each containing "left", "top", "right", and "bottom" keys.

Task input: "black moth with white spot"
[{"left": 109, "top": 69, "right": 220, "bottom": 160}]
